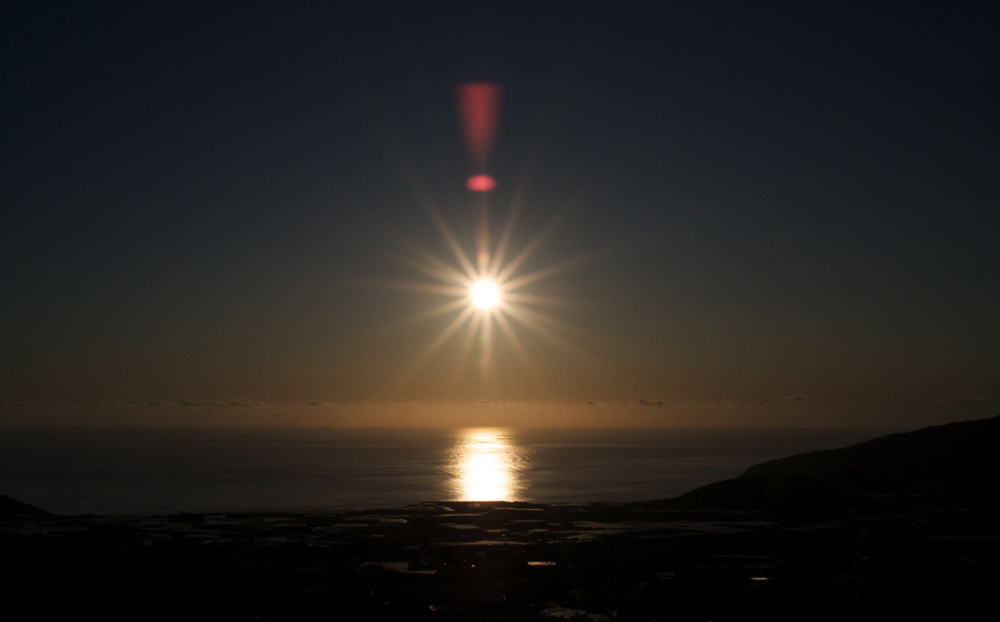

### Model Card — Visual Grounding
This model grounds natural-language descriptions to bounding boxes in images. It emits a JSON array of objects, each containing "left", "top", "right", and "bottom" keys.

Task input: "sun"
[
  {"left": 471, "top": 279, "right": 501, "bottom": 310},
  {"left": 383, "top": 188, "right": 599, "bottom": 393}
]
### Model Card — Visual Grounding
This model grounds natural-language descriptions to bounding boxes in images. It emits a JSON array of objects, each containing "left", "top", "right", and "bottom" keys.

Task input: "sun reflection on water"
[{"left": 446, "top": 428, "right": 525, "bottom": 501}]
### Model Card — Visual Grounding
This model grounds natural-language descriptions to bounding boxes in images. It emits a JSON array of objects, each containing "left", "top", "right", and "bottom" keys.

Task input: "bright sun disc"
[{"left": 471, "top": 279, "right": 500, "bottom": 310}]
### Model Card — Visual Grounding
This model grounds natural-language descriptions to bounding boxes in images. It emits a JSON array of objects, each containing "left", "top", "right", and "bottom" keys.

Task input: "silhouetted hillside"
[
  {"left": 0, "top": 494, "right": 53, "bottom": 518},
  {"left": 668, "top": 415, "right": 1000, "bottom": 511},
  {"left": 668, "top": 473, "right": 850, "bottom": 511},
  {"left": 741, "top": 415, "right": 1000, "bottom": 491}
]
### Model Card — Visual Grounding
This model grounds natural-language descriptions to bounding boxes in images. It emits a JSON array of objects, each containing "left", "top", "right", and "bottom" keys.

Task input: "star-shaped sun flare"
[
  {"left": 470, "top": 279, "right": 501, "bottom": 309},
  {"left": 384, "top": 194, "right": 597, "bottom": 394}
]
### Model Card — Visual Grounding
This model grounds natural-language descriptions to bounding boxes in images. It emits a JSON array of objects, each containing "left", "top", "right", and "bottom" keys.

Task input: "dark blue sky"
[{"left": 2, "top": 1, "right": 998, "bottom": 423}]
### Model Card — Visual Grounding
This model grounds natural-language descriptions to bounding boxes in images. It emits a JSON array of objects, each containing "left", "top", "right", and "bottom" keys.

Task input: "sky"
[{"left": 2, "top": 1, "right": 998, "bottom": 427}]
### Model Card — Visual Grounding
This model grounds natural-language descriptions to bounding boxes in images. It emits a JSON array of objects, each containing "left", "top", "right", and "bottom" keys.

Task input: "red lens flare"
[
  {"left": 466, "top": 174, "right": 496, "bottom": 192},
  {"left": 457, "top": 83, "right": 501, "bottom": 171}
]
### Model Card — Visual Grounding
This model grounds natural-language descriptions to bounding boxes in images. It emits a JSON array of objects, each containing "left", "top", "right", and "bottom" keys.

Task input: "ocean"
[{"left": 0, "top": 427, "right": 890, "bottom": 515}]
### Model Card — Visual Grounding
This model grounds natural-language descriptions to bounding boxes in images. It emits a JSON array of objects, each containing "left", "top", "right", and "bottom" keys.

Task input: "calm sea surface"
[{"left": 0, "top": 427, "right": 891, "bottom": 515}]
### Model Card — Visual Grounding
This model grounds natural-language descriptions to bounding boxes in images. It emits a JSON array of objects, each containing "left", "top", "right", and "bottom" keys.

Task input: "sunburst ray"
[
  {"left": 500, "top": 292, "right": 578, "bottom": 306},
  {"left": 499, "top": 301, "right": 582, "bottom": 341},
  {"left": 381, "top": 297, "right": 471, "bottom": 335},
  {"left": 386, "top": 165, "right": 613, "bottom": 397},
  {"left": 501, "top": 251, "right": 602, "bottom": 292},
  {"left": 493, "top": 210, "right": 565, "bottom": 284},
  {"left": 451, "top": 311, "right": 483, "bottom": 388},
  {"left": 387, "top": 238, "right": 472, "bottom": 287},
  {"left": 494, "top": 307, "right": 544, "bottom": 384},
  {"left": 394, "top": 305, "right": 477, "bottom": 392},
  {"left": 498, "top": 302, "right": 589, "bottom": 361},
  {"left": 425, "top": 204, "right": 478, "bottom": 281},
  {"left": 377, "top": 281, "right": 469, "bottom": 297}
]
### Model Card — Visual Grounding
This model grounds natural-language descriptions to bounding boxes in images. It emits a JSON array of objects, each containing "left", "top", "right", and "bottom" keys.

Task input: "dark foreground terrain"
[{"left": 3, "top": 416, "right": 999, "bottom": 621}]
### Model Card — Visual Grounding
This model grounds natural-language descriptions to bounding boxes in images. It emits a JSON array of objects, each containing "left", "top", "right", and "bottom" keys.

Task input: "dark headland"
[{"left": 3, "top": 417, "right": 999, "bottom": 621}]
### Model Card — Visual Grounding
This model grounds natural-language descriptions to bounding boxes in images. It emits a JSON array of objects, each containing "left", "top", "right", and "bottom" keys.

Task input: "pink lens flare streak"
[{"left": 457, "top": 83, "right": 501, "bottom": 171}]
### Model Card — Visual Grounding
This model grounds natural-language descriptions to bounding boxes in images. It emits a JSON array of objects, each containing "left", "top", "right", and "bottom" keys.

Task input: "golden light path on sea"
[{"left": 447, "top": 428, "right": 525, "bottom": 501}]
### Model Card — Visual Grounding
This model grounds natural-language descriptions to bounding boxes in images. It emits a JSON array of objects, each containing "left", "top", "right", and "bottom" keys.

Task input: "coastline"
[
  {"left": 3, "top": 416, "right": 999, "bottom": 620},
  {"left": 3, "top": 494, "right": 997, "bottom": 621}
]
